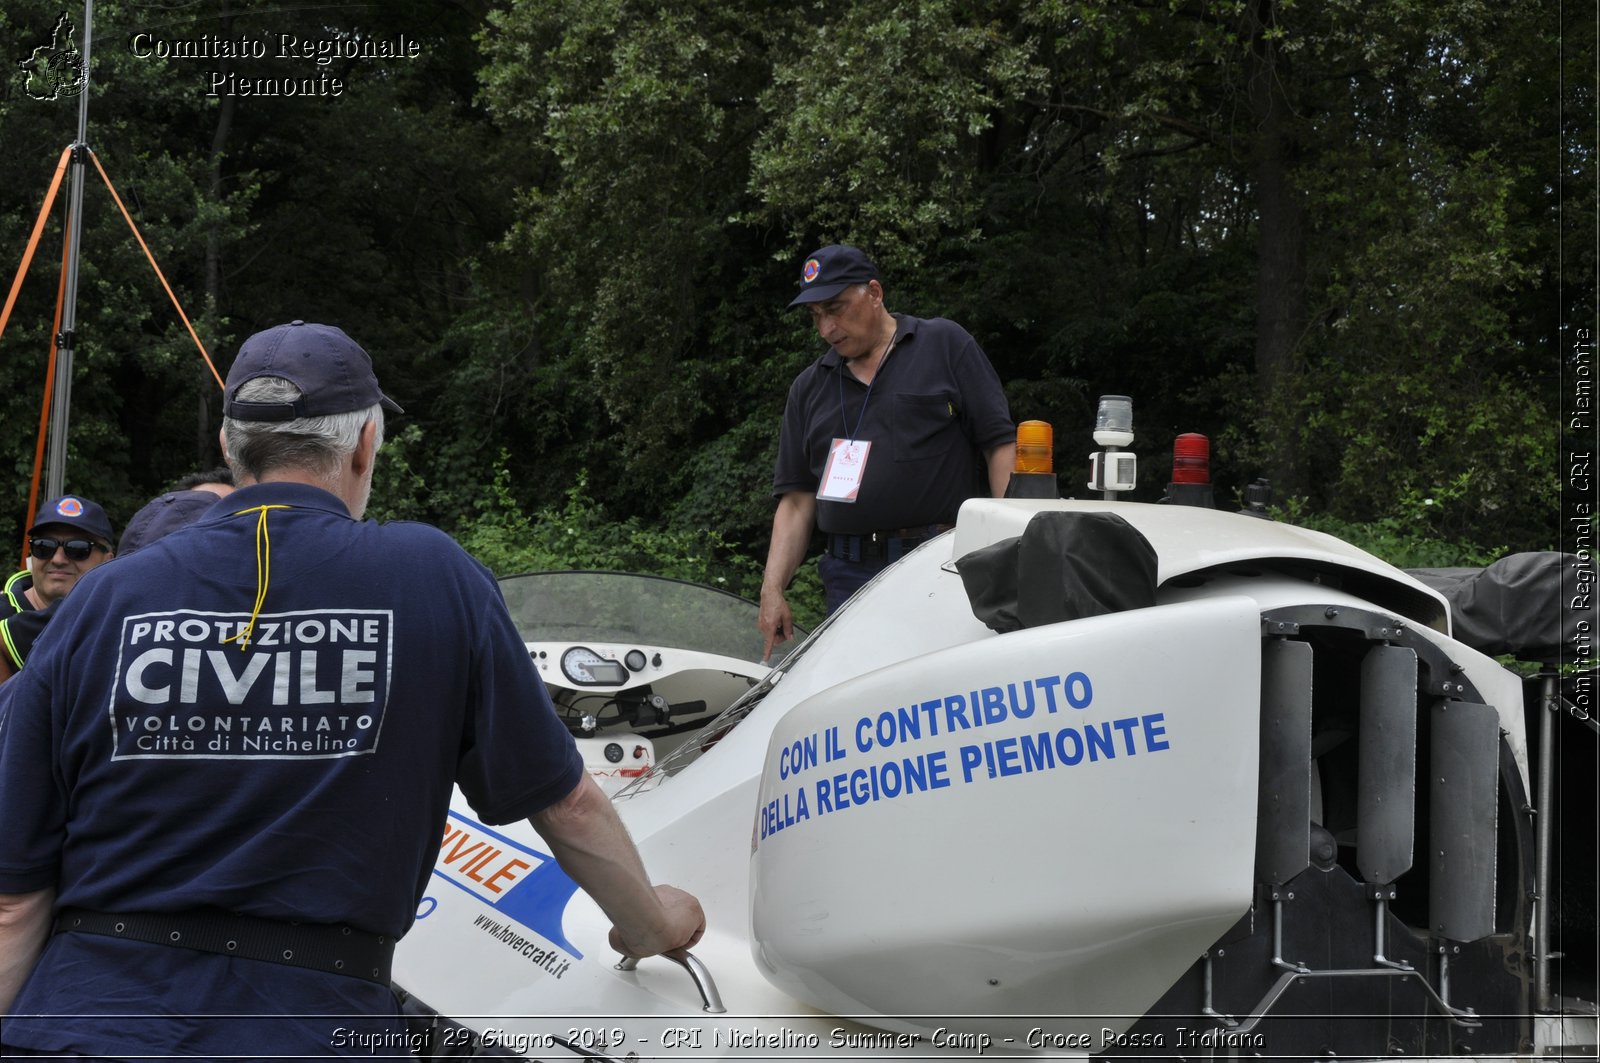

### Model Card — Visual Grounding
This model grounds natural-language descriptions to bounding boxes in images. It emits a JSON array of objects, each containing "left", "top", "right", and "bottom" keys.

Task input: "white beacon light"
[{"left": 1093, "top": 394, "right": 1134, "bottom": 447}]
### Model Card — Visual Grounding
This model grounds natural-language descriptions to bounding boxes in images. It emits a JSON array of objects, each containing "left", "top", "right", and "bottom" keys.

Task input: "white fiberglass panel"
[{"left": 750, "top": 596, "right": 1262, "bottom": 1040}]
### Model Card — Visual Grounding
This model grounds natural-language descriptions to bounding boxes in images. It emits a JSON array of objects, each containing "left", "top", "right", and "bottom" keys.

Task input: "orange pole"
[
  {"left": 22, "top": 221, "right": 74, "bottom": 568},
  {"left": 0, "top": 146, "right": 72, "bottom": 348},
  {"left": 88, "top": 149, "right": 224, "bottom": 391},
  {"left": 3, "top": 147, "right": 73, "bottom": 569}
]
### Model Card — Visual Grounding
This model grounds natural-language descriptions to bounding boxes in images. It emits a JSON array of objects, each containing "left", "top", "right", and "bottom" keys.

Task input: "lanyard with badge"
[{"left": 817, "top": 328, "right": 898, "bottom": 503}]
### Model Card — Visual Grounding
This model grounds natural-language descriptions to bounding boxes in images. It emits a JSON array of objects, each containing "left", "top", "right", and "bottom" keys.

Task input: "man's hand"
[
  {"left": 758, "top": 588, "right": 794, "bottom": 663},
  {"left": 608, "top": 884, "right": 706, "bottom": 959}
]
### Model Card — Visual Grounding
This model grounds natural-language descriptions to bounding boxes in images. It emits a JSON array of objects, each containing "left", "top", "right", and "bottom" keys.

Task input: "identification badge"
[{"left": 817, "top": 438, "right": 871, "bottom": 502}]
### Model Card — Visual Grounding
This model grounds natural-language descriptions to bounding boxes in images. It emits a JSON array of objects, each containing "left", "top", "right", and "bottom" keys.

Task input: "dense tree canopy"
[{"left": 0, "top": 0, "right": 1588, "bottom": 601}]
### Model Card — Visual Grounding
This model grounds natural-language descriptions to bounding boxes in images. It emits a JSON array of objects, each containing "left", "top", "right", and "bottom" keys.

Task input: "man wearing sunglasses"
[
  {"left": 1, "top": 494, "right": 116, "bottom": 618},
  {"left": 0, "top": 496, "right": 116, "bottom": 684}
]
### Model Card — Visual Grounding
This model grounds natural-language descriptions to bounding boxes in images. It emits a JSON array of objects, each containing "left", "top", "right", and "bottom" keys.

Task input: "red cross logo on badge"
[
  {"left": 57, "top": 498, "right": 84, "bottom": 518},
  {"left": 802, "top": 258, "right": 820, "bottom": 283}
]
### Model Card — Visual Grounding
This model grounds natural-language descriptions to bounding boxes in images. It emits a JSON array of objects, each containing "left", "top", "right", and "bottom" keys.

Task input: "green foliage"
[
  {"left": 440, "top": 453, "right": 765, "bottom": 597},
  {"left": 747, "top": 0, "right": 1044, "bottom": 270},
  {"left": 478, "top": 0, "right": 794, "bottom": 515},
  {"left": 0, "top": 0, "right": 517, "bottom": 550},
  {"left": 1273, "top": 490, "right": 1506, "bottom": 570},
  {"left": 0, "top": 0, "right": 1580, "bottom": 577}
]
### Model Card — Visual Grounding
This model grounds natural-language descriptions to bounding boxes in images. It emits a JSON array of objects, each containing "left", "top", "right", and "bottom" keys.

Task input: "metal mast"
[{"left": 45, "top": 0, "right": 93, "bottom": 500}]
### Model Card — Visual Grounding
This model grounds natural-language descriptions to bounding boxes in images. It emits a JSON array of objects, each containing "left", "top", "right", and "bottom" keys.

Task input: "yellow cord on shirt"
[{"left": 221, "top": 505, "right": 291, "bottom": 651}]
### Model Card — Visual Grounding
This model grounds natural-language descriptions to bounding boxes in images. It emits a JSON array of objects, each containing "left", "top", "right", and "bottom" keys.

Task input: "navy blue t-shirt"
[
  {"left": 0, "top": 481, "right": 584, "bottom": 1056},
  {"left": 772, "top": 314, "right": 1014, "bottom": 535}
]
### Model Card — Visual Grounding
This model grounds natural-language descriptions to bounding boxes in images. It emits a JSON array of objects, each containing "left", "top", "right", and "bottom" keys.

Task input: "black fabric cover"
[
  {"left": 956, "top": 511, "right": 1159, "bottom": 633},
  {"left": 1407, "top": 552, "right": 1592, "bottom": 665}
]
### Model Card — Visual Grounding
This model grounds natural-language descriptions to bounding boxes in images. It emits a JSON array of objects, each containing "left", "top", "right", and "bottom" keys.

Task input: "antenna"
[{"left": 45, "top": 0, "right": 94, "bottom": 500}]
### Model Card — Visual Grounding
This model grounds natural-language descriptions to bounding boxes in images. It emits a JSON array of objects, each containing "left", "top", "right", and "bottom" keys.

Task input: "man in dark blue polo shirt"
[
  {"left": 759, "top": 245, "right": 1015, "bottom": 656},
  {"left": 0, "top": 321, "right": 704, "bottom": 1057}
]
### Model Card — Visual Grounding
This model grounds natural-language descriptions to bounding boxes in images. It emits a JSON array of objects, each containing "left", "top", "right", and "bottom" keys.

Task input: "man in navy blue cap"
[
  {"left": 0, "top": 321, "right": 704, "bottom": 1056},
  {"left": 1, "top": 494, "right": 115, "bottom": 619},
  {"left": 758, "top": 245, "right": 1016, "bottom": 656},
  {"left": 0, "top": 494, "right": 116, "bottom": 688},
  {"left": 1, "top": 475, "right": 236, "bottom": 684}
]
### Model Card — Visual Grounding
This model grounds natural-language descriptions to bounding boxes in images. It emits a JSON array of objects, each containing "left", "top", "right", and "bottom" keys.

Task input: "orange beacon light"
[{"left": 1006, "top": 420, "right": 1060, "bottom": 498}]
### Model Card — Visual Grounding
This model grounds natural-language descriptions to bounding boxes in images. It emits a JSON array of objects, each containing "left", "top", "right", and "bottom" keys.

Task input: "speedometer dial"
[{"left": 561, "top": 646, "right": 629, "bottom": 686}]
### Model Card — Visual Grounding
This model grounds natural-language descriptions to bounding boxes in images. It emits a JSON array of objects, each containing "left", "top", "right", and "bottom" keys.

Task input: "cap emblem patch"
[
  {"left": 56, "top": 498, "right": 84, "bottom": 518},
  {"left": 802, "top": 258, "right": 821, "bottom": 284}
]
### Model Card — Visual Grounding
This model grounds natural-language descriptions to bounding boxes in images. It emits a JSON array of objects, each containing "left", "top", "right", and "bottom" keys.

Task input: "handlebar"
[{"left": 615, "top": 948, "right": 726, "bottom": 1014}]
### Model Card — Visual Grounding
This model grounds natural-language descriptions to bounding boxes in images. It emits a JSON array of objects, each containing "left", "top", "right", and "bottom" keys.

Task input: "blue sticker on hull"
[{"left": 433, "top": 811, "right": 583, "bottom": 959}]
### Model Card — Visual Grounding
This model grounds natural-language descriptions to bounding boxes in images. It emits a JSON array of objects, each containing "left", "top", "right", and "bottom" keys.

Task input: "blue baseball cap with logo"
[
  {"left": 223, "top": 320, "right": 403, "bottom": 422},
  {"left": 29, "top": 494, "right": 114, "bottom": 545},
  {"left": 787, "top": 244, "right": 880, "bottom": 307}
]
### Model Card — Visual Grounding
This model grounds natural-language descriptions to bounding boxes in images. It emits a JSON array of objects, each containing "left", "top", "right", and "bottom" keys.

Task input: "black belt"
[
  {"left": 827, "top": 524, "right": 953, "bottom": 562},
  {"left": 54, "top": 906, "right": 394, "bottom": 985}
]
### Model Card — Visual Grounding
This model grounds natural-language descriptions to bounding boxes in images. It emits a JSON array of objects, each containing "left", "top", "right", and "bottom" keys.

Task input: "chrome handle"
[{"left": 615, "top": 948, "right": 726, "bottom": 1013}]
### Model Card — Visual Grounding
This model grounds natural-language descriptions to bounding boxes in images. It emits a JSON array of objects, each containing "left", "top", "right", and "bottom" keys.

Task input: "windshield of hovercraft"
[
  {"left": 613, "top": 595, "right": 836, "bottom": 796},
  {"left": 497, "top": 570, "right": 802, "bottom": 665}
]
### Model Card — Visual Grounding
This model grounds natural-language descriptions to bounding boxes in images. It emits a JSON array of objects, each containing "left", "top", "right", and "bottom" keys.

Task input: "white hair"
[{"left": 221, "top": 377, "right": 385, "bottom": 487}]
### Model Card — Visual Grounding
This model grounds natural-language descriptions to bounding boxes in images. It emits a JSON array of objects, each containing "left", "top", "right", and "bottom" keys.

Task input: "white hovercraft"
[{"left": 393, "top": 416, "right": 1596, "bottom": 1061}]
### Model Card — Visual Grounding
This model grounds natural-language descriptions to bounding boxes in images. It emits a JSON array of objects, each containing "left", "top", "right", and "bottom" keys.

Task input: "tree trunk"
[{"left": 1247, "top": 0, "right": 1307, "bottom": 499}]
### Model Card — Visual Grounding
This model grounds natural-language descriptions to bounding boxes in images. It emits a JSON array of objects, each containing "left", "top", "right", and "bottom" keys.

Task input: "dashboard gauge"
[
  {"left": 560, "top": 646, "right": 629, "bottom": 686},
  {"left": 624, "top": 649, "right": 648, "bottom": 673}
]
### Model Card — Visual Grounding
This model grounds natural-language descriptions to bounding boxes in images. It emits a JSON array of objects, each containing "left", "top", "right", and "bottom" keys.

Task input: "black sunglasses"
[{"left": 29, "top": 536, "right": 105, "bottom": 562}]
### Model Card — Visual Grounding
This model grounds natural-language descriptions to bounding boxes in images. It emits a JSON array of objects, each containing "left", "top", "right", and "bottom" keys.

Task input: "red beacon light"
[
  {"left": 1164, "top": 432, "right": 1216, "bottom": 508},
  {"left": 1171, "top": 433, "right": 1210, "bottom": 484}
]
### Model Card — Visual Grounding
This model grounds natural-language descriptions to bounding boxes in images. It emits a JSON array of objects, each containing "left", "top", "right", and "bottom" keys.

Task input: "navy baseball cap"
[
  {"left": 223, "top": 320, "right": 403, "bottom": 422},
  {"left": 29, "top": 494, "right": 114, "bottom": 545},
  {"left": 787, "top": 244, "right": 879, "bottom": 307},
  {"left": 118, "top": 489, "right": 223, "bottom": 556}
]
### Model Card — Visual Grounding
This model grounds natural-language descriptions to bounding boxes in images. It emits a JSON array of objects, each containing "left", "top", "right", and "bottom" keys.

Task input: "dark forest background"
[{"left": 0, "top": 1, "right": 1592, "bottom": 625}]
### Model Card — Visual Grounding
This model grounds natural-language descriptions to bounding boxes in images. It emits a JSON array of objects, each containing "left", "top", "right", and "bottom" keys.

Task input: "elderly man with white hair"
[{"left": 0, "top": 320, "right": 703, "bottom": 1057}]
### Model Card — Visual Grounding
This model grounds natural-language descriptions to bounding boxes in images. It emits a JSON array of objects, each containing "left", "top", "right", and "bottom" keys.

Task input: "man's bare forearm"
[
  {"left": 529, "top": 776, "right": 702, "bottom": 957},
  {"left": 986, "top": 443, "right": 1016, "bottom": 497},
  {"left": 760, "top": 492, "right": 816, "bottom": 594}
]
